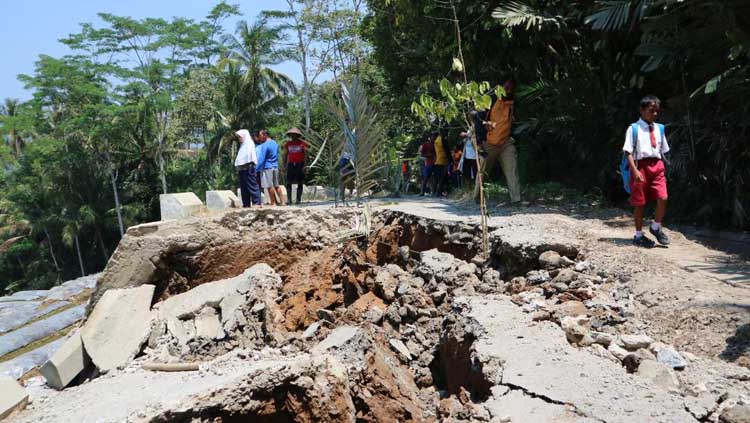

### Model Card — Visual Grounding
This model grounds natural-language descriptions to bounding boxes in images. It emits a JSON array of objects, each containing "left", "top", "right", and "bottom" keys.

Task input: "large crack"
[{"left": 501, "top": 382, "right": 609, "bottom": 423}]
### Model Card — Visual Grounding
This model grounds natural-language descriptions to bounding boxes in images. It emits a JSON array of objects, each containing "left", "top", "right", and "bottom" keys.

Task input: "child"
[{"left": 623, "top": 95, "right": 670, "bottom": 247}]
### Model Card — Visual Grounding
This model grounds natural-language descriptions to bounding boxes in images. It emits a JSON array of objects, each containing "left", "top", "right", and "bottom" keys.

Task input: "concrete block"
[
  {"left": 206, "top": 190, "right": 241, "bottom": 212},
  {"left": 39, "top": 331, "right": 91, "bottom": 390},
  {"left": 81, "top": 285, "right": 154, "bottom": 373},
  {"left": 0, "top": 376, "right": 28, "bottom": 420},
  {"left": 159, "top": 193, "right": 205, "bottom": 220}
]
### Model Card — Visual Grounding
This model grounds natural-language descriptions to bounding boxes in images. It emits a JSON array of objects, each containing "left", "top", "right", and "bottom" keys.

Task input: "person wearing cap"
[
  {"left": 234, "top": 129, "right": 261, "bottom": 207},
  {"left": 283, "top": 127, "right": 309, "bottom": 205}
]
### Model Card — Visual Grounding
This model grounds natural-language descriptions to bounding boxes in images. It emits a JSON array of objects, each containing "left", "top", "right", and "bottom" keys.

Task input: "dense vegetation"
[{"left": 0, "top": 0, "right": 748, "bottom": 293}]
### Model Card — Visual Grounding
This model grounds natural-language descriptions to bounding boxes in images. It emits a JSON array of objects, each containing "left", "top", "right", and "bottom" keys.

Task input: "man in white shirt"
[
  {"left": 623, "top": 95, "right": 670, "bottom": 247},
  {"left": 234, "top": 129, "right": 261, "bottom": 207}
]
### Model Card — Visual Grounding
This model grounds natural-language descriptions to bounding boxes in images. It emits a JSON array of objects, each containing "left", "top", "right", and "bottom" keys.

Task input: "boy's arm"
[{"left": 626, "top": 153, "right": 644, "bottom": 182}]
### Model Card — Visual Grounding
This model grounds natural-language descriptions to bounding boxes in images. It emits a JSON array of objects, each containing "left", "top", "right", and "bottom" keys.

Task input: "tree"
[{"left": 0, "top": 98, "right": 34, "bottom": 157}]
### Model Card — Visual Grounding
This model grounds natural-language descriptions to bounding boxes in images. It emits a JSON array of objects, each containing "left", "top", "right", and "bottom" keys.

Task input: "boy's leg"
[
  {"left": 634, "top": 206, "right": 645, "bottom": 232},
  {"left": 499, "top": 140, "right": 521, "bottom": 203}
]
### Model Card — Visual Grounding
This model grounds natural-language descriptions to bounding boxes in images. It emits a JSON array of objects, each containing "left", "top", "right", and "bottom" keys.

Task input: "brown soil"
[{"left": 277, "top": 246, "right": 342, "bottom": 331}]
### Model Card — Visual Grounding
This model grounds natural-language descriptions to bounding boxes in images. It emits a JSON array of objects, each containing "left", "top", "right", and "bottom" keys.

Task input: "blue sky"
[{"left": 0, "top": 0, "right": 307, "bottom": 100}]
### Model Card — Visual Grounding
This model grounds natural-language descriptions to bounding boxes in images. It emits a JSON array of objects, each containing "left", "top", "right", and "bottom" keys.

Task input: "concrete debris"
[
  {"left": 159, "top": 192, "right": 206, "bottom": 220},
  {"left": 389, "top": 338, "right": 412, "bottom": 361},
  {"left": 0, "top": 337, "right": 65, "bottom": 380},
  {"left": 81, "top": 285, "right": 154, "bottom": 373},
  {"left": 0, "top": 376, "right": 28, "bottom": 420},
  {"left": 720, "top": 404, "right": 750, "bottom": 423},
  {"left": 205, "top": 190, "right": 241, "bottom": 212},
  {"left": 39, "top": 331, "right": 91, "bottom": 390},
  {"left": 656, "top": 346, "right": 688, "bottom": 370},
  {"left": 618, "top": 334, "right": 654, "bottom": 351},
  {"left": 637, "top": 360, "right": 680, "bottom": 391}
]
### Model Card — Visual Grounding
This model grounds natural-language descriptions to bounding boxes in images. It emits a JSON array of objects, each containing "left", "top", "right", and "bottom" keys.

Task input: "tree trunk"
[
  {"left": 94, "top": 226, "right": 109, "bottom": 263},
  {"left": 44, "top": 228, "right": 61, "bottom": 273},
  {"left": 13, "top": 133, "right": 22, "bottom": 157},
  {"left": 74, "top": 234, "right": 86, "bottom": 277},
  {"left": 103, "top": 138, "right": 125, "bottom": 238}
]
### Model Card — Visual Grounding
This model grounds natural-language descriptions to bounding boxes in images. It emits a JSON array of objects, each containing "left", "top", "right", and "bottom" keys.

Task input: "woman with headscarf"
[{"left": 234, "top": 129, "right": 261, "bottom": 207}]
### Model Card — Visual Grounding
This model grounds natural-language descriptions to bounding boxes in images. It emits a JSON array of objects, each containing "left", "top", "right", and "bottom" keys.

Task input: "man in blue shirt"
[{"left": 256, "top": 129, "right": 285, "bottom": 206}]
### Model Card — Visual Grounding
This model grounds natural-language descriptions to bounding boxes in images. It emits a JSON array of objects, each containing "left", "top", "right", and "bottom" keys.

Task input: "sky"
[{"left": 0, "top": 0, "right": 307, "bottom": 101}]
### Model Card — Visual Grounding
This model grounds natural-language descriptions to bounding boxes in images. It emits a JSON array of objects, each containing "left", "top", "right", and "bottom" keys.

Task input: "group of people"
[
  {"left": 415, "top": 78, "right": 518, "bottom": 201},
  {"left": 234, "top": 78, "right": 671, "bottom": 249},
  {"left": 233, "top": 127, "right": 309, "bottom": 208}
]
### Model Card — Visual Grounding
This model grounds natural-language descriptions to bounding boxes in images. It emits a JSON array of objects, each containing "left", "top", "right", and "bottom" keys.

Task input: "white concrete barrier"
[
  {"left": 206, "top": 190, "right": 241, "bottom": 212},
  {"left": 159, "top": 193, "right": 205, "bottom": 220}
]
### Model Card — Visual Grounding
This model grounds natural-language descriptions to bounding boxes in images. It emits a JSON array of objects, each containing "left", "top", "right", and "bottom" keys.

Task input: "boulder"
[
  {"left": 538, "top": 251, "right": 562, "bottom": 269},
  {"left": 720, "top": 404, "right": 750, "bottom": 423},
  {"left": 206, "top": 190, "right": 241, "bottom": 212},
  {"left": 39, "top": 331, "right": 92, "bottom": 390},
  {"left": 618, "top": 334, "right": 654, "bottom": 351},
  {"left": 81, "top": 285, "right": 154, "bottom": 373},
  {"left": 637, "top": 360, "right": 680, "bottom": 391},
  {"left": 0, "top": 376, "right": 28, "bottom": 420},
  {"left": 159, "top": 192, "right": 205, "bottom": 220},
  {"left": 194, "top": 307, "right": 225, "bottom": 340},
  {"left": 656, "top": 346, "right": 688, "bottom": 370}
]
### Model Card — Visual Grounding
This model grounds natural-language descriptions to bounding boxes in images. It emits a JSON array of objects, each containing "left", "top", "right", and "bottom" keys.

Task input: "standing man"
[
  {"left": 283, "top": 127, "right": 308, "bottom": 205},
  {"left": 624, "top": 95, "right": 670, "bottom": 247},
  {"left": 419, "top": 134, "right": 436, "bottom": 196},
  {"left": 256, "top": 130, "right": 285, "bottom": 206},
  {"left": 432, "top": 131, "right": 450, "bottom": 197},
  {"left": 234, "top": 129, "right": 261, "bottom": 207},
  {"left": 476, "top": 78, "right": 521, "bottom": 204}
]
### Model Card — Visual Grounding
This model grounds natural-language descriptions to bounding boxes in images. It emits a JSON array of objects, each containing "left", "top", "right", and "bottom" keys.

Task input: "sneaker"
[
  {"left": 649, "top": 227, "right": 670, "bottom": 245},
  {"left": 633, "top": 235, "right": 656, "bottom": 248}
]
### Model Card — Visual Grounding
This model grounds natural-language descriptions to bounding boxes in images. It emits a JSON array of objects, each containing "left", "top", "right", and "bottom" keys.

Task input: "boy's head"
[
  {"left": 640, "top": 95, "right": 661, "bottom": 123},
  {"left": 259, "top": 130, "right": 270, "bottom": 141}
]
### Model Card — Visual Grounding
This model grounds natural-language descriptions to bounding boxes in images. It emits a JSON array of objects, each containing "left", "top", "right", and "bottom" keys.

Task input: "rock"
[
  {"left": 720, "top": 404, "right": 750, "bottom": 423},
  {"left": 526, "top": 270, "right": 551, "bottom": 285},
  {"left": 531, "top": 311, "right": 552, "bottom": 322},
  {"left": 205, "top": 190, "right": 241, "bottom": 212},
  {"left": 0, "top": 376, "right": 28, "bottom": 419},
  {"left": 637, "top": 360, "right": 680, "bottom": 391},
  {"left": 81, "top": 285, "right": 154, "bottom": 373},
  {"left": 389, "top": 339, "right": 412, "bottom": 361},
  {"left": 552, "top": 301, "right": 588, "bottom": 318},
  {"left": 302, "top": 321, "right": 321, "bottom": 339},
  {"left": 159, "top": 192, "right": 205, "bottom": 220},
  {"left": 618, "top": 334, "right": 653, "bottom": 351},
  {"left": 507, "top": 277, "right": 527, "bottom": 295},
  {"left": 194, "top": 307, "right": 225, "bottom": 340},
  {"left": 39, "top": 331, "right": 91, "bottom": 390},
  {"left": 574, "top": 261, "right": 590, "bottom": 272},
  {"left": 317, "top": 308, "right": 336, "bottom": 322},
  {"left": 589, "top": 331, "right": 615, "bottom": 347},
  {"left": 311, "top": 326, "right": 361, "bottom": 353},
  {"left": 608, "top": 343, "right": 629, "bottom": 361},
  {"left": 560, "top": 316, "right": 589, "bottom": 344},
  {"left": 551, "top": 268, "right": 578, "bottom": 285},
  {"left": 539, "top": 251, "right": 562, "bottom": 269},
  {"left": 656, "top": 346, "right": 688, "bottom": 370},
  {"left": 622, "top": 349, "right": 656, "bottom": 373}
]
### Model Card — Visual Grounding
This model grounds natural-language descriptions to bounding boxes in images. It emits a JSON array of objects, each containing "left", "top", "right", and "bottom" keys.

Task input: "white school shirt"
[
  {"left": 463, "top": 136, "right": 477, "bottom": 160},
  {"left": 234, "top": 130, "right": 257, "bottom": 167},
  {"left": 622, "top": 118, "right": 670, "bottom": 160}
]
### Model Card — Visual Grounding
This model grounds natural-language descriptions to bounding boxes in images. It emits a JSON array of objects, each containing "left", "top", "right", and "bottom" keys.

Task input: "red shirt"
[
  {"left": 421, "top": 142, "right": 436, "bottom": 166},
  {"left": 285, "top": 139, "right": 307, "bottom": 164}
]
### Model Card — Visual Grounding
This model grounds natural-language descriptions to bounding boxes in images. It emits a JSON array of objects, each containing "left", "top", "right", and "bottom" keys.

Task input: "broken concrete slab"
[
  {"left": 81, "top": 285, "right": 154, "bottom": 373},
  {"left": 0, "top": 376, "right": 28, "bottom": 420},
  {"left": 40, "top": 331, "right": 91, "bottom": 390},
  {"left": 159, "top": 192, "right": 206, "bottom": 220},
  {"left": 0, "top": 304, "right": 85, "bottom": 357},
  {"left": 457, "top": 295, "right": 698, "bottom": 423},
  {"left": 0, "top": 290, "right": 50, "bottom": 303},
  {"left": 312, "top": 326, "right": 361, "bottom": 354},
  {"left": 206, "top": 190, "right": 241, "bottom": 212}
]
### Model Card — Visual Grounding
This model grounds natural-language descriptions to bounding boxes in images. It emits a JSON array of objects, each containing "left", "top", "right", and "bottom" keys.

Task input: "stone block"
[
  {"left": 40, "top": 331, "right": 91, "bottom": 390},
  {"left": 0, "top": 376, "right": 28, "bottom": 420},
  {"left": 159, "top": 193, "right": 205, "bottom": 220},
  {"left": 206, "top": 190, "right": 241, "bottom": 212},
  {"left": 81, "top": 285, "right": 154, "bottom": 373}
]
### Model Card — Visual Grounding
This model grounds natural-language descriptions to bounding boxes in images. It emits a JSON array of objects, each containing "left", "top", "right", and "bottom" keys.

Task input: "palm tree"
[
  {"left": 217, "top": 19, "right": 296, "bottom": 133},
  {"left": 0, "top": 98, "right": 27, "bottom": 157}
]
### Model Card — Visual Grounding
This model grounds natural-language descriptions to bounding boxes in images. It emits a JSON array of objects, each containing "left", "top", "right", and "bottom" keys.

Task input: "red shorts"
[{"left": 630, "top": 158, "right": 668, "bottom": 206}]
